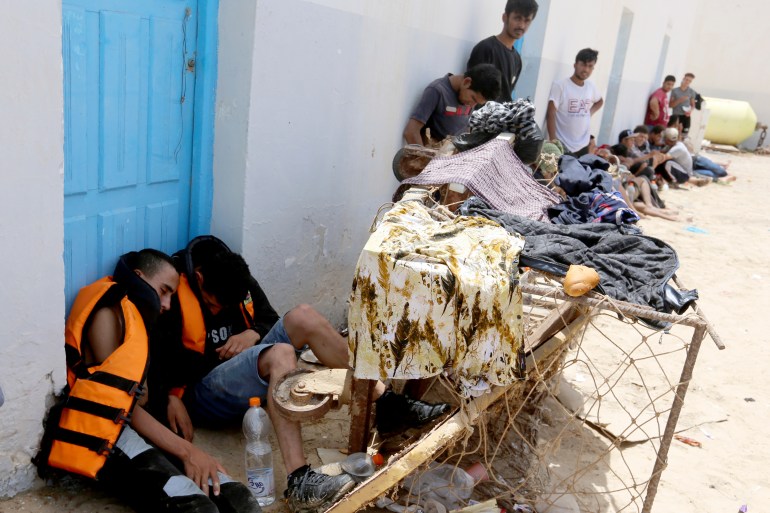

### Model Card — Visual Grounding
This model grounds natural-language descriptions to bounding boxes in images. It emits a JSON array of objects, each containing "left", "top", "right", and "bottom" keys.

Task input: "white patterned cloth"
[{"left": 348, "top": 201, "right": 525, "bottom": 397}]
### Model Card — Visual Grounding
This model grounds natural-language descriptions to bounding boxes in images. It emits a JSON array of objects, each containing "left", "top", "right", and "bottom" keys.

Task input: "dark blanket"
[
  {"left": 548, "top": 155, "right": 640, "bottom": 225},
  {"left": 555, "top": 154, "right": 614, "bottom": 195},
  {"left": 460, "top": 197, "right": 697, "bottom": 314}
]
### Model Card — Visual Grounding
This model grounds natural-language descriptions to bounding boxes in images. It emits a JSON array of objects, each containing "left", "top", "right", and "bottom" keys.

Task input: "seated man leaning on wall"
[
  {"left": 662, "top": 127, "right": 736, "bottom": 183},
  {"left": 403, "top": 63, "right": 501, "bottom": 146},
  {"left": 152, "top": 236, "right": 451, "bottom": 513},
  {"left": 35, "top": 249, "right": 260, "bottom": 513}
]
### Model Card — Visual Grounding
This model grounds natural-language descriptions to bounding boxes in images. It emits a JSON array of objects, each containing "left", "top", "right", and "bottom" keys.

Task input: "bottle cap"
[{"left": 249, "top": 397, "right": 261, "bottom": 407}]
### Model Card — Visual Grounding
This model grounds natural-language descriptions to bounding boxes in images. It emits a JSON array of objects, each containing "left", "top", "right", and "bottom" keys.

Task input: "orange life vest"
[
  {"left": 177, "top": 273, "right": 256, "bottom": 355},
  {"left": 47, "top": 277, "right": 149, "bottom": 479}
]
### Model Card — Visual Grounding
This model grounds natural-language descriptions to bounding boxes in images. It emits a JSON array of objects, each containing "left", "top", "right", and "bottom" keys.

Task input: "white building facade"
[{"left": 6, "top": 0, "right": 760, "bottom": 497}]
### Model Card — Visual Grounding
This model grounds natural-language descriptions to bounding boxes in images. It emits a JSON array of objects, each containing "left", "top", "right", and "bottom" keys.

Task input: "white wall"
[
  {"left": 686, "top": 0, "right": 770, "bottom": 149},
  {"left": 213, "top": 0, "right": 701, "bottom": 324},
  {"left": 210, "top": 1, "right": 259, "bottom": 250},
  {"left": 0, "top": 0, "right": 742, "bottom": 500},
  {"left": 531, "top": 0, "right": 696, "bottom": 145},
  {"left": 215, "top": 0, "right": 508, "bottom": 324},
  {"left": 0, "top": 2, "right": 66, "bottom": 497}
]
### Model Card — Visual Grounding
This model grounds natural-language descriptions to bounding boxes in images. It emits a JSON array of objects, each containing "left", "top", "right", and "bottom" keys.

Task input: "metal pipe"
[
  {"left": 520, "top": 283, "right": 707, "bottom": 328},
  {"left": 641, "top": 324, "right": 707, "bottom": 513}
]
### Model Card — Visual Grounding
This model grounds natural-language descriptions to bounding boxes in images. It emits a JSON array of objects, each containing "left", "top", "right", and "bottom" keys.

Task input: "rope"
[{"left": 390, "top": 272, "right": 705, "bottom": 513}]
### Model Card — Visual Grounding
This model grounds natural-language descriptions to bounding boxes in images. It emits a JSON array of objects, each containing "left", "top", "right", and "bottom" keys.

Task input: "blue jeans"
[
  {"left": 693, "top": 155, "right": 727, "bottom": 179},
  {"left": 186, "top": 318, "right": 293, "bottom": 426}
]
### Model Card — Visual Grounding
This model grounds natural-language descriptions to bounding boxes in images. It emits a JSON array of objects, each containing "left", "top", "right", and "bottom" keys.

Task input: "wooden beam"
[
  {"left": 328, "top": 323, "right": 577, "bottom": 513},
  {"left": 525, "top": 302, "right": 581, "bottom": 352},
  {"left": 347, "top": 379, "right": 375, "bottom": 455}
]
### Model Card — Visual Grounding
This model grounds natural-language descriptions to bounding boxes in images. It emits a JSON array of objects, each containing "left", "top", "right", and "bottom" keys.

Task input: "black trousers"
[{"left": 97, "top": 427, "right": 261, "bottom": 513}]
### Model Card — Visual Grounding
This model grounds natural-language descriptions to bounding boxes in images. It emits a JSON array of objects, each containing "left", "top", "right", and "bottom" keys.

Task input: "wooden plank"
[
  {"left": 452, "top": 499, "right": 500, "bottom": 512},
  {"left": 701, "top": 143, "right": 741, "bottom": 154},
  {"left": 525, "top": 315, "right": 586, "bottom": 376},
  {"left": 330, "top": 416, "right": 469, "bottom": 513},
  {"left": 328, "top": 323, "right": 580, "bottom": 513},
  {"left": 525, "top": 302, "right": 581, "bottom": 352},
  {"left": 347, "top": 379, "right": 375, "bottom": 454},
  {"left": 526, "top": 328, "right": 568, "bottom": 371}
]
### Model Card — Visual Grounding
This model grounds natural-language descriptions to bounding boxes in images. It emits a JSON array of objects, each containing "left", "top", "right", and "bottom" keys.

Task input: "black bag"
[
  {"left": 513, "top": 133, "right": 545, "bottom": 165},
  {"left": 452, "top": 131, "right": 497, "bottom": 152},
  {"left": 694, "top": 93, "right": 703, "bottom": 111}
]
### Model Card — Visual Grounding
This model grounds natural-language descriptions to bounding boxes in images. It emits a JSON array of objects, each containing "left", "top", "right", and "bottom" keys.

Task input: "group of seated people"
[
  {"left": 37, "top": 238, "right": 451, "bottom": 513},
  {"left": 400, "top": 59, "right": 735, "bottom": 224},
  {"left": 39, "top": 2, "right": 732, "bottom": 509},
  {"left": 397, "top": 6, "right": 734, "bottom": 225},
  {"left": 586, "top": 123, "right": 735, "bottom": 221}
]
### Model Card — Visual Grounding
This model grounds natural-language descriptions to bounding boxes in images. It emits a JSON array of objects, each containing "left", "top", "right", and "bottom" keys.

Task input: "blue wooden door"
[{"left": 63, "top": 0, "right": 198, "bottom": 309}]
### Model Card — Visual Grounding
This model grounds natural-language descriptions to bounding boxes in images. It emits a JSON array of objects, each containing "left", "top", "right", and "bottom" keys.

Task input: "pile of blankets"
[
  {"left": 548, "top": 155, "right": 639, "bottom": 225},
  {"left": 460, "top": 197, "right": 698, "bottom": 315}
]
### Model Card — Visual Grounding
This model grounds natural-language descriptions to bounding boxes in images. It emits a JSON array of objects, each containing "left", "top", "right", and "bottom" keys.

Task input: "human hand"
[
  {"left": 595, "top": 148, "right": 611, "bottom": 160},
  {"left": 216, "top": 330, "right": 260, "bottom": 360},
  {"left": 182, "top": 444, "right": 227, "bottom": 496},
  {"left": 167, "top": 395, "right": 194, "bottom": 442}
]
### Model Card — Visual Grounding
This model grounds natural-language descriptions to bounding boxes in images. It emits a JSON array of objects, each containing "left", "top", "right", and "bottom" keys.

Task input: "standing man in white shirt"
[{"left": 546, "top": 48, "right": 604, "bottom": 157}]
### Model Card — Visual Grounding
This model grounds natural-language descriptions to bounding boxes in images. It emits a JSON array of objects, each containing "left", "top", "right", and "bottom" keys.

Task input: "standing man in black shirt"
[{"left": 467, "top": 0, "right": 539, "bottom": 103}]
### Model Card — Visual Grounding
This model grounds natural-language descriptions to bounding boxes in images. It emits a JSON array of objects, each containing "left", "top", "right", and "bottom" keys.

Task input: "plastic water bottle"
[{"left": 243, "top": 397, "right": 275, "bottom": 506}]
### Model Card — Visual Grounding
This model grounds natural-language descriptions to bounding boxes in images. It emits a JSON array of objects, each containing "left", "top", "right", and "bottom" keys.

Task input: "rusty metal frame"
[
  {"left": 347, "top": 379, "right": 375, "bottom": 454},
  {"left": 333, "top": 270, "right": 722, "bottom": 512},
  {"left": 521, "top": 275, "right": 722, "bottom": 512}
]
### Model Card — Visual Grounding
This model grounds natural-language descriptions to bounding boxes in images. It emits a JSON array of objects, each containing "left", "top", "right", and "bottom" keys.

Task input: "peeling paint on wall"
[{"left": 0, "top": 1, "right": 65, "bottom": 497}]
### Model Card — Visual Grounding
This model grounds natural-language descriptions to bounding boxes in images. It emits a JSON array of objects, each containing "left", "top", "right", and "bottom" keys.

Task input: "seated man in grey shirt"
[
  {"left": 663, "top": 127, "right": 734, "bottom": 184},
  {"left": 403, "top": 64, "right": 500, "bottom": 146}
]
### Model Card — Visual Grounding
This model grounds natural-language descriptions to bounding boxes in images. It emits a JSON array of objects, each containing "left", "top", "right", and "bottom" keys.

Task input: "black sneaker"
[
  {"left": 285, "top": 466, "right": 356, "bottom": 513},
  {"left": 375, "top": 390, "right": 452, "bottom": 435}
]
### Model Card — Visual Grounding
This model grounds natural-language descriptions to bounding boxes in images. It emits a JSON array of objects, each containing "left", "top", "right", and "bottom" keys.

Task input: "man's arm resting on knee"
[{"left": 216, "top": 328, "right": 260, "bottom": 361}]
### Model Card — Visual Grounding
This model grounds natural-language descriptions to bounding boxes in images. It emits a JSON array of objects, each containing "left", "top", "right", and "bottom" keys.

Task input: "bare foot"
[
  {"left": 689, "top": 176, "right": 711, "bottom": 187},
  {"left": 719, "top": 175, "right": 737, "bottom": 183}
]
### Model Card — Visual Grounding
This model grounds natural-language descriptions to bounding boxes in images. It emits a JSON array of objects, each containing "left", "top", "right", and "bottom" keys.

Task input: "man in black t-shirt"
[
  {"left": 153, "top": 236, "right": 450, "bottom": 513},
  {"left": 467, "top": 0, "right": 539, "bottom": 103}
]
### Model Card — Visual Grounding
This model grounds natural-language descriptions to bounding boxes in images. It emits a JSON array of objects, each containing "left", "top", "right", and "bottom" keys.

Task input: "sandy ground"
[
  {"left": 626, "top": 151, "right": 770, "bottom": 512},
  {"left": 2, "top": 150, "right": 768, "bottom": 513}
]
